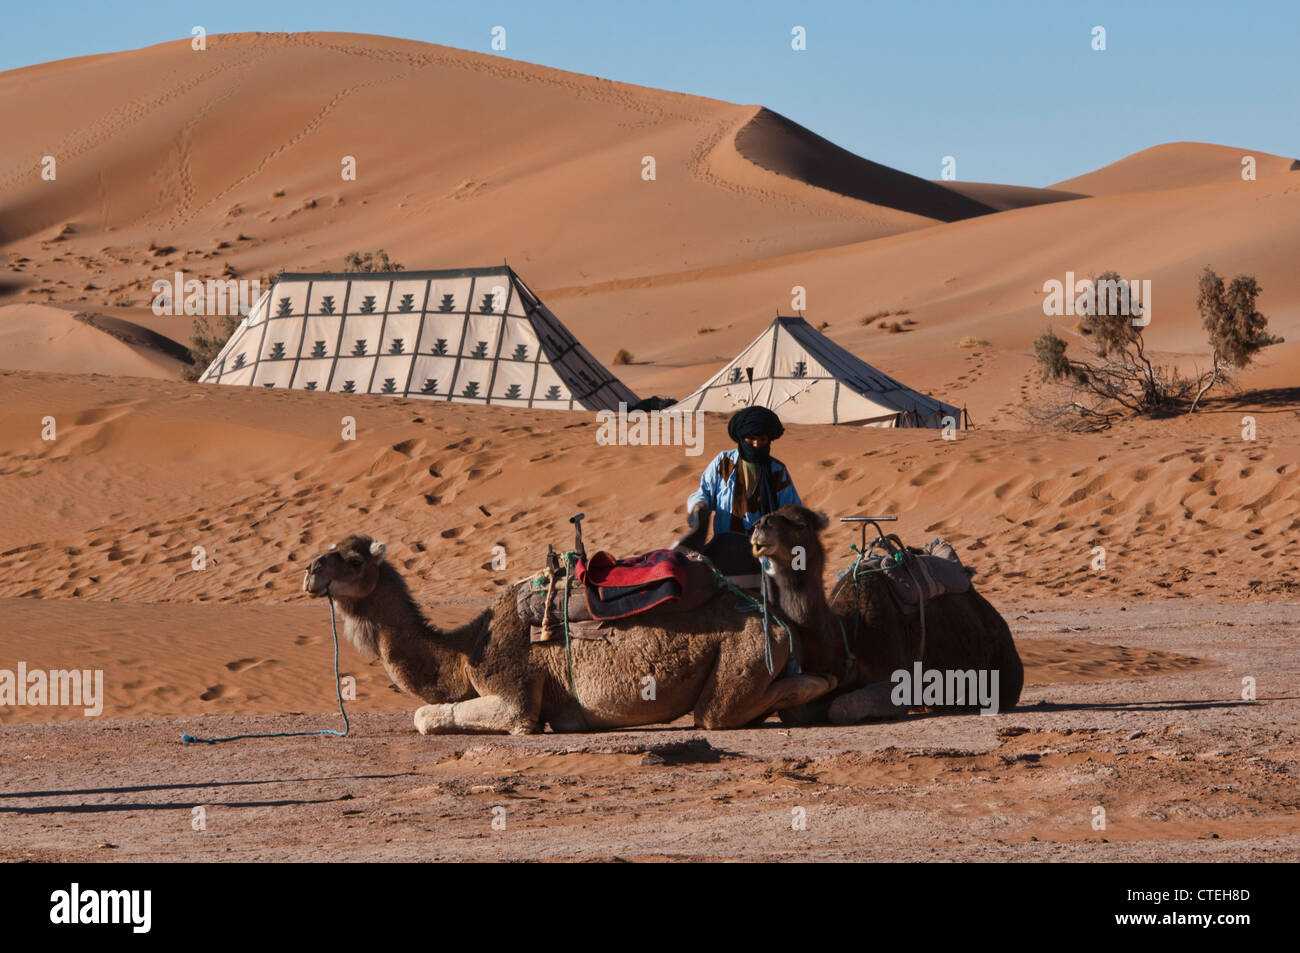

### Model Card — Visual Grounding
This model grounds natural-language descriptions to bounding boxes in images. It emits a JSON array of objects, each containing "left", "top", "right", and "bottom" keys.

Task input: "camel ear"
[
  {"left": 813, "top": 510, "right": 830, "bottom": 532},
  {"left": 328, "top": 543, "right": 338, "bottom": 551},
  {"left": 369, "top": 540, "right": 387, "bottom": 561}
]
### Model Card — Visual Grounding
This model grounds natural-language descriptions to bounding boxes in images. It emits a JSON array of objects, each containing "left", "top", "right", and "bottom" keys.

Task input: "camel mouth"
[
  {"left": 302, "top": 572, "right": 329, "bottom": 597},
  {"left": 750, "top": 531, "right": 780, "bottom": 560}
]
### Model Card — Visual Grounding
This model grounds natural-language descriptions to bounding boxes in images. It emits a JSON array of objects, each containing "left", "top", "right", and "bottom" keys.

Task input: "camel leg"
[
  {"left": 694, "top": 670, "right": 836, "bottom": 730},
  {"left": 828, "top": 681, "right": 905, "bottom": 724},
  {"left": 414, "top": 694, "right": 537, "bottom": 735}
]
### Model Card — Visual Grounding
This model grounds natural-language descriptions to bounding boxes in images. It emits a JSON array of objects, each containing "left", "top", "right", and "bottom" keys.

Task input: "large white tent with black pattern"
[
  {"left": 197, "top": 266, "right": 638, "bottom": 412},
  {"left": 677, "top": 315, "right": 961, "bottom": 428}
]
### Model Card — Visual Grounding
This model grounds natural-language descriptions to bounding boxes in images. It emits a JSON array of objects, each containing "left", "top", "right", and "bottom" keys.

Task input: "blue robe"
[{"left": 686, "top": 449, "right": 801, "bottom": 536}]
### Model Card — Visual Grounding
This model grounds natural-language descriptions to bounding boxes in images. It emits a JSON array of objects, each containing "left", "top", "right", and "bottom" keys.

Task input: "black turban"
[
  {"left": 727, "top": 407, "right": 784, "bottom": 524},
  {"left": 727, "top": 407, "right": 785, "bottom": 443}
]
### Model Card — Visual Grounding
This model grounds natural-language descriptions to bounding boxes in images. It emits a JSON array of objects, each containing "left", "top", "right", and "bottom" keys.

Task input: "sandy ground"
[{"left": 2, "top": 599, "right": 1296, "bottom": 862}]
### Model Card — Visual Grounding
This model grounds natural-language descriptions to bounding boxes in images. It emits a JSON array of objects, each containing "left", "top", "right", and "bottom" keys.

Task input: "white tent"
[
  {"left": 198, "top": 266, "right": 638, "bottom": 412},
  {"left": 677, "top": 315, "right": 960, "bottom": 427}
]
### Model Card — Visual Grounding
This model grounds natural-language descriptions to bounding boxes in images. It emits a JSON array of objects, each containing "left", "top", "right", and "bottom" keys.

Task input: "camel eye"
[{"left": 344, "top": 554, "right": 363, "bottom": 566}]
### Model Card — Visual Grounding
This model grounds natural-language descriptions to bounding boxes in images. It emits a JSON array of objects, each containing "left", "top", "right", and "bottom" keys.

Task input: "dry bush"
[
  {"left": 612, "top": 348, "right": 633, "bottom": 365},
  {"left": 1032, "top": 266, "right": 1281, "bottom": 429},
  {"left": 184, "top": 313, "right": 242, "bottom": 382},
  {"left": 343, "top": 250, "right": 404, "bottom": 273}
]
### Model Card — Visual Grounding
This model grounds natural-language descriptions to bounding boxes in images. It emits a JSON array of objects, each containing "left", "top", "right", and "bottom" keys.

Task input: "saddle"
[
  {"left": 856, "top": 537, "right": 971, "bottom": 611},
  {"left": 515, "top": 519, "right": 761, "bottom": 643}
]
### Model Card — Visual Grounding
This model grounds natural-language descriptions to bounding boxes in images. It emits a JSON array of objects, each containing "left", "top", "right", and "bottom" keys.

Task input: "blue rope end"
[{"left": 181, "top": 734, "right": 194, "bottom": 744}]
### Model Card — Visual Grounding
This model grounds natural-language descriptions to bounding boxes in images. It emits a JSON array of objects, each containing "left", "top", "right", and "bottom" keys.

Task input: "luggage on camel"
[
  {"left": 841, "top": 520, "right": 972, "bottom": 612},
  {"left": 865, "top": 538, "right": 971, "bottom": 609}
]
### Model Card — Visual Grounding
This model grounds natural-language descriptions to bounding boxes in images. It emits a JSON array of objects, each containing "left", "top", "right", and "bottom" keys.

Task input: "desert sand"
[{"left": 0, "top": 32, "right": 1297, "bottom": 861}]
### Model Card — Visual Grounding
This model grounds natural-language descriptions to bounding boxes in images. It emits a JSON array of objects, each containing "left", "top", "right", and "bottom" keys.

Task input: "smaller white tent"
[{"left": 678, "top": 315, "right": 960, "bottom": 427}]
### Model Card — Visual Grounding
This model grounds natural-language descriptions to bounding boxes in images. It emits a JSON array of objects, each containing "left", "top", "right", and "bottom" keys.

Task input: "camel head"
[
  {"left": 303, "top": 535, "right": 388, "bottom": 599},
  {"left": 750, "top": 505, "right": 829, "bottom": 581}
]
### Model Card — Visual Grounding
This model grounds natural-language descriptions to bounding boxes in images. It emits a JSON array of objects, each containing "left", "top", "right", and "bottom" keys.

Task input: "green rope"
[
  {"left": 705, "top": 564, "right": 793, "bottom": 676},
  {"left": 181, "top": 590, "right": 350, "bottom": 744}
]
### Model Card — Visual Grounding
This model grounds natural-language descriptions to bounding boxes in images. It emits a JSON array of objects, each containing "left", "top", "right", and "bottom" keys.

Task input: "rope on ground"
[{"left": 180, "top": 591, "right": 350, "bottom": 745}]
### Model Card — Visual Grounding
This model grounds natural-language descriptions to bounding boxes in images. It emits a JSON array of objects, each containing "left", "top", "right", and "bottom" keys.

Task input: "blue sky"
[{"left": 4, "top": 0, "right": 1295, "bottom": 187}]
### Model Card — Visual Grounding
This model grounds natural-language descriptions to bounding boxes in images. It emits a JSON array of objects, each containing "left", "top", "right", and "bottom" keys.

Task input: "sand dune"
[
  {"left": 932, "top": 181, "right": 1086, "bottom": 212},
  {"left": 733, "top": 107, "right": 995, "bottom": 220},
  {"left": 0, "top": 304, "right": 184, "bottom": 377},
  {"left": 1, "top": 370, "right": 1295, "bottom": 609},
  {"left": 0, "top": 31, "right": 950, "bottom": 299},
  {"left": 1052, "top": 142, "right": 1298, "bottom": 196}
]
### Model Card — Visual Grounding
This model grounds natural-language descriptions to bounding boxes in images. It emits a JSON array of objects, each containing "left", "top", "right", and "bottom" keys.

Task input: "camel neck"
[
  {"left": 333, "top": 563, "right": 477, "bottom": 703},
  {"left": 765, "top": 560, "right": 829, "bottom": 630}
]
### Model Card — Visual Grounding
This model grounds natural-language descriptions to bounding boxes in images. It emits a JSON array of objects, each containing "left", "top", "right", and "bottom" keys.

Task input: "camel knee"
[
  {"left": 416, "top": 695, "right": 534, "bottom": 734},
  {"left": 828, "top": 681, "right": 904, "bottom": 724},
  {"left": 415, "top": 703, "right": 457, "bottom": 734}
]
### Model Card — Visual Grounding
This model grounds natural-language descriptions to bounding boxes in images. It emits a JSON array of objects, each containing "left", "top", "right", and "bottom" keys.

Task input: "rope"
[
  {"left": 181, "top": 591, "right": 350, "bottom": 745},
  {"left": 835, "top": 612, "right": 856, "bottom": 682},
  {"left": 704, "top": 561, "right": 794, "bottom": 677},
  {"left": 559, "top": 550, "right": 579, "bottom": 695},
  {"left": 832, "top": 541, "right": 929, "bottom": 672},
  {"left": 760, "top": 569, "right": 776, "bottom": 675},
  {"left": 829, "top": 541, "right": 900, "bottom": 671}
]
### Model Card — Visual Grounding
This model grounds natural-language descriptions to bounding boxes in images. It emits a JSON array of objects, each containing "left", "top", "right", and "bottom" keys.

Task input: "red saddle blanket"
[
  {"left": 577, "top": 549, "right": 689, "bottom": 590},
  {"left": 578, "top": 549, "right": 692, "bottom": 620}
]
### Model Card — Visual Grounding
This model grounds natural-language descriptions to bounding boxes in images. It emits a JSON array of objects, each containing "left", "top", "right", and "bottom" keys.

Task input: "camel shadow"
[
  {"left": 0, "top": 797, "right": 351, "bottom": 816},
  {"left": 0, "top": 771, "right": 417, "bottom": 803},
  {"left": 1009, "top": 696, "right": 1290, "bottom": 715}
]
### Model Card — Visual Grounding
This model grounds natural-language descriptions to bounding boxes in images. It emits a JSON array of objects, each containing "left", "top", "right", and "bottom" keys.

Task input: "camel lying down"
[
  {"left": 302, "top": 535, "right": 836, "bottom": 734},
  {"left": 749, "top": 506, "right": 1024, "bottom": 725}
]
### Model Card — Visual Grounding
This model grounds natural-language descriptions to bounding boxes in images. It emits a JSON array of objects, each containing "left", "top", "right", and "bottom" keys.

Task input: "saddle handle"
[{"left": 840, "top": 516, "right": 898, "bottom": 556}]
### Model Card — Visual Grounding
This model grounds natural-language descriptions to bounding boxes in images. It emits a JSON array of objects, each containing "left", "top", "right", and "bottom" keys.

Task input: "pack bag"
[{"left": 862, "top": 537, "right": 971, "bottom": 609}]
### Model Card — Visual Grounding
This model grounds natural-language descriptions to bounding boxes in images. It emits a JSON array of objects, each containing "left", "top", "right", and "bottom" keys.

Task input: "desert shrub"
[
  {"left": 612, "top": 348, "right": 633, "bottom": 365},
  {"left": 343, "top": 250, "right": 404, "bottom": 273},
  {"left": 1031, "top": 266, "right": 1281, "bottom": 429},
  {"left": 184, "top": 313, "right": 242, "bottom": 382}
]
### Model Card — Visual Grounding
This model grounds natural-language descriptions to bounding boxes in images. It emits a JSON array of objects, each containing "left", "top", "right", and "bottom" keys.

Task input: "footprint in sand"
[
  {"left": 224, "top": 657, "right": 272, "bottom": 672},
  {"left": 657, "top": 463, "right": 694, "bottom": 485},
  {"left": 199, "top": 684, "right": 229, "bottom": 701}
]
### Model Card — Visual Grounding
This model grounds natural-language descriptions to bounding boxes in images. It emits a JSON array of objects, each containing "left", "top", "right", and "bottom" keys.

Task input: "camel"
[
  {"left": 748, "top": 506, "right": 1024, "bottom": 724},
  {"left": 300, "top": 532, "right": 837, "bottom": 734}
]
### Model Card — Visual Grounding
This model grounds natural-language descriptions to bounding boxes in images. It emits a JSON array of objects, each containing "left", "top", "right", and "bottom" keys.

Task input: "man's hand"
[{"left": 688, "top": 502, "right": 710, "bottom": 530}]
